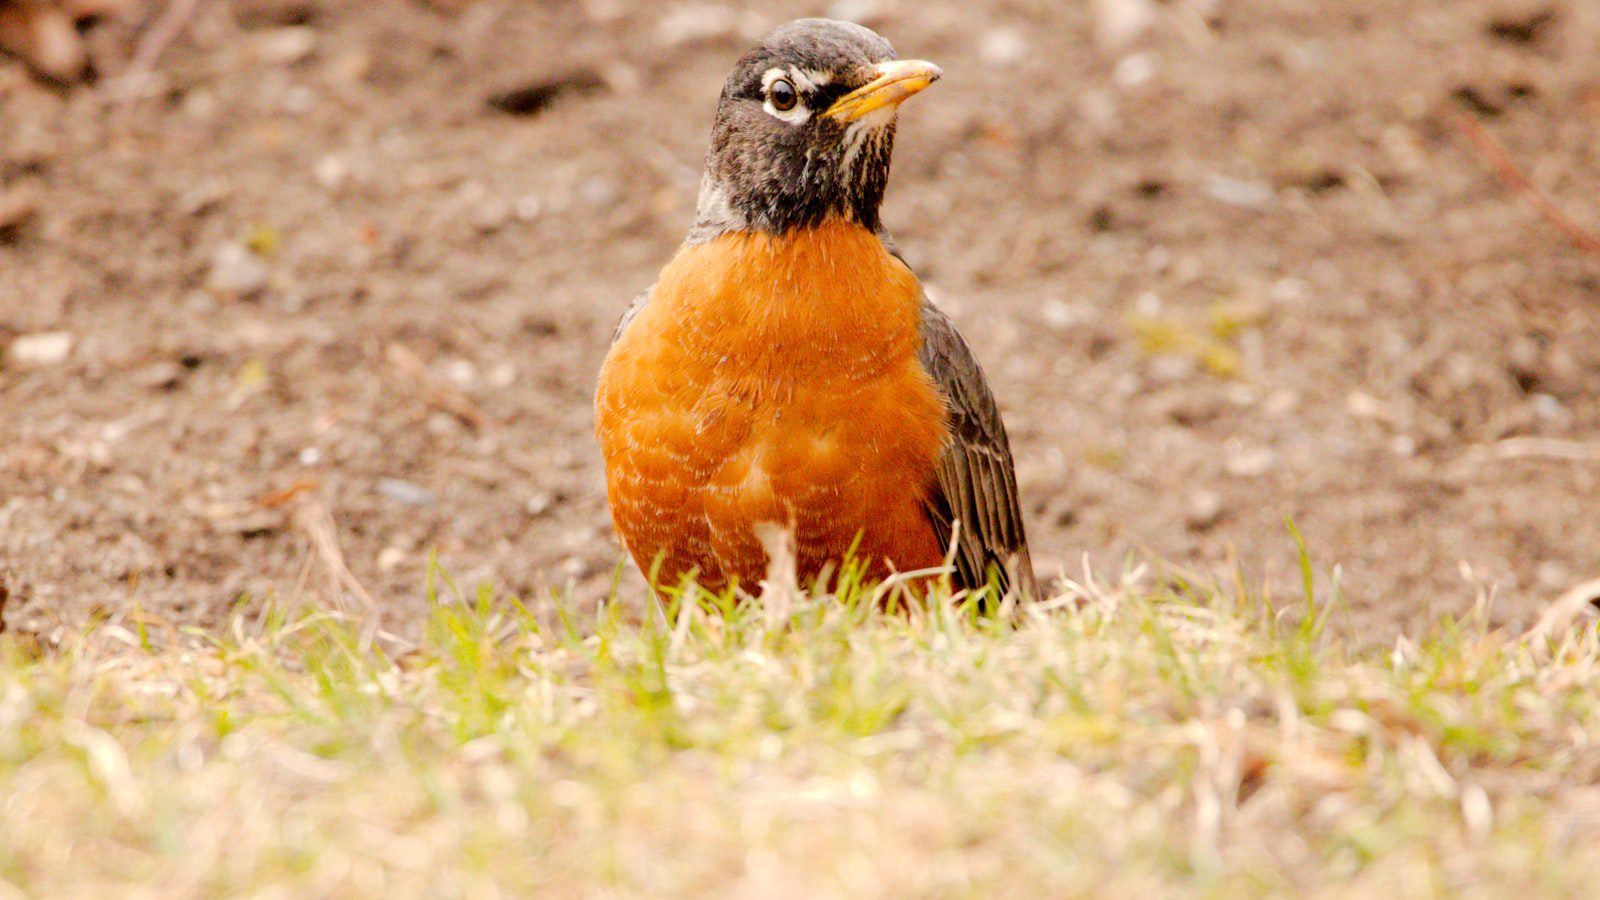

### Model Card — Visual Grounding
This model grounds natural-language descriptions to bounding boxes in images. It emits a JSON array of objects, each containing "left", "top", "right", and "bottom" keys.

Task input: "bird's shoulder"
[{"left": 611, "top": 284, "right": 654, "bottom": 345}]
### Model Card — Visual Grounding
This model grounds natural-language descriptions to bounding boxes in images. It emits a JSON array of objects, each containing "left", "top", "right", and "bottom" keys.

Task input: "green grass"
[{"left": 3, "top": 562, "right": 1600, "bottom": 897}]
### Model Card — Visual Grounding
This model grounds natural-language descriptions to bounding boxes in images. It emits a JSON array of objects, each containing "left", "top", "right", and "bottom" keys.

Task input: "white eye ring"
[{"left": 760, "top": 67, "right": 812, "bottom": 124}]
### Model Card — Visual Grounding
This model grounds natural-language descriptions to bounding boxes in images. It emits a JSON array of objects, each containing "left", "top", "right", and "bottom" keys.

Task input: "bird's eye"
[{"left": 768, "top": 78, "right": 798, "bottom": 111}]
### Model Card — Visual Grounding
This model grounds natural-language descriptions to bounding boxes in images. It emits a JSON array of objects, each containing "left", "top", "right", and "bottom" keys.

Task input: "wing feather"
[{"left": 916, "top": 300, "right": 1039, "bottom": 600}]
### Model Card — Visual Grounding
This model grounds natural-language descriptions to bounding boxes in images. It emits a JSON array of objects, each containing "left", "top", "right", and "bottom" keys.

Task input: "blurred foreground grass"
[{"left": 3, "top": 560, "right": 1599, "bottom": 897}]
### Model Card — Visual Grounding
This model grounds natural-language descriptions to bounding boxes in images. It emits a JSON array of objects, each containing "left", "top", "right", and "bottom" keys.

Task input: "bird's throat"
[{"left": 654, "top": 218, "right": 924, "bottom": 385}]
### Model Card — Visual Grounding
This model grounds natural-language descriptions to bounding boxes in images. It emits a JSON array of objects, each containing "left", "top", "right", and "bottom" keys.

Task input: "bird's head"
[{"left": 689, "top": 18, "right": 941, "bottom": 242}]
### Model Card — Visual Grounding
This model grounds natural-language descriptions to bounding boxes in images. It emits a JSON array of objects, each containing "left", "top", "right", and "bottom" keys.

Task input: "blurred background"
[{"left": 1, "top": 0, "right": 1597, "bottom": 642}]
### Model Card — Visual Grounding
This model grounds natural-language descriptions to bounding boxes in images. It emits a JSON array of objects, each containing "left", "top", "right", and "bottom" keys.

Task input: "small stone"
[
  {"left": 180, "top": 178, "right": 230, "bottom": 216},
  {"left": 313, "top": 154, "right": 347, "bottom": 189},
  {"left": 514, "top": 195, "right": 543, "bottom": 222},
  {"left": 1270, "top": 277, "right": 1309, "bottom": 304},
  {"left": 298, "top": 447, "right": 322, "bottom": 466},
  {"left": 425, "top": 412, "right": 459, "bottom": 435},
  {"left": 1094, "top": 0, "right": 1157, "bottom": 49},
  {"left": 131, "top": 361, "right": 182, "bottom": 389},
  {"left": 1225, "top": 445, "right": 1277, "bottom": 478},
  {"left": 1185, "top": 490, "right": 1223, "bottom": 530},
  {"left": 1040, "top": 299, "right": 1088, "bottom": 331},
  {"left": 253, "top": 27, "right": 316, "bottom": 66},
  {"left": 1262, "top": 389, "right": 1297, "bottom": 416},
  {"left": 827, "top": 0, "right": 887, "bottom": 24},
  {"left": 281, "top": 85, "right": 315, "bottom": 115},
  {"left": 578, "top": 175, "right": 617, "bottom": 208},
  {"left": 446, "top": 359, "right": 477, "bottom": 387},
  {"left": 1531, "top": 393, "right": 1570, "bottom": 425},
  {"left": 471, "top": 199, "right": 513, "bottom": 233},
  {"left": 1112, "top": 53, "right": 1156, "bottom": 89},
  {"left": 7, "top": 331, "right": 73, "bottom": 366},
  {"left": 377, "top": 546, "right": 407, "bottom": 572},
  {"left": 377, "top": 478, "right": 435, "bottom": 507},
  {"left": 978, "top": 27, "right": 1027, "bottom": 68},
  {"left": 1346, "top": 391, "right": 1385, "bottom": 419},
  {"left": 526, "top": 492, "right": 555, "bottom": 516},
  {"left": 487, "top": 362, "right": 516, "bottom": 388},
  {"left": 1149, "top": 354, "right": 1195, "bottom": 381},
  {"left": 657, "top": 4, "right": 739, "bottom": 46},
  {"left": 207, "top": 243, "right": 269, "bottom": 297},
  {"left": 1203, "top": 173, "right": 1275, "bottom": 211}
]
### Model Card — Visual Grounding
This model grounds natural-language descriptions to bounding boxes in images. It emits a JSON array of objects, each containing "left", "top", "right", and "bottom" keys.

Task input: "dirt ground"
[{"left": 2, "top": 0, "right": 1598, "bottom": 643}]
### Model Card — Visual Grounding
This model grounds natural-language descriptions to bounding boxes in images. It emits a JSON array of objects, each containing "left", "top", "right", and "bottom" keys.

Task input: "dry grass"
[{"left": 3, "top": 554, "right": 1600, "bottom": 897}]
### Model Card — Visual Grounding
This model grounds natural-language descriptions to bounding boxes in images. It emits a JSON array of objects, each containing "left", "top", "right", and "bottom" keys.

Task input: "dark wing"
[
  {"left": 613, "top": 286, "right": 653, "bottom": 343},
  {"left": 917, "top": 300, "right": 1039, "bottom": 600}
]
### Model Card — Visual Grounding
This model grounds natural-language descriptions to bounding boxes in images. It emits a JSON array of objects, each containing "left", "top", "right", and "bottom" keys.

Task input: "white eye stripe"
[{"left": 790, "top": 68, "right": 830, "bottom": 91}]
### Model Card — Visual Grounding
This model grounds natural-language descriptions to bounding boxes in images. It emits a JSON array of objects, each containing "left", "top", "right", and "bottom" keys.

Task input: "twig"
[
  {"left": 290, "top": 494, "right": 381, "bottom": 651},
  {"left": 115, "top": 0, "right": 198, "bottom": 105},
  {"left": 1482, "top": 437, "right": 1600, "bottom": 464},
  {"left": 1454, "top": 112, "right": 1600, "bottom": 260},
  {"left": 1524, "top": 577, "right": 1600, "bottom": 648},
  {"left": 753, "top": 521, "right": 798, "bottom": 629},
  {"left": 386, "top": 342, "right": 490, "bottom": 432}
]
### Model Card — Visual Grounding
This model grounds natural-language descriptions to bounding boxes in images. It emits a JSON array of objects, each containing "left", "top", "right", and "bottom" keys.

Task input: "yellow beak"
[{"left": 823, "top": 59, "right": 943, "bottom": 122}]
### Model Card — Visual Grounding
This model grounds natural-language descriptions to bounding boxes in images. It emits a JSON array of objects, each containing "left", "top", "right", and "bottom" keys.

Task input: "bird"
[{"left": 595, "top": 18, "right": 1037, "bottom": 601}]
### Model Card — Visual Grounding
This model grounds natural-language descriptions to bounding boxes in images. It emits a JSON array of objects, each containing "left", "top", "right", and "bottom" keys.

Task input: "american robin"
[{"left": 596, "top": 18, "right": 1037, "bottom": 599}]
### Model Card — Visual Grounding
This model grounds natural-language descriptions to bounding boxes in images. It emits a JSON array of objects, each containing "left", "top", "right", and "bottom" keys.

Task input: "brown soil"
[{"left": 3, "top": 0, "right": 1599, "bottom": 643}]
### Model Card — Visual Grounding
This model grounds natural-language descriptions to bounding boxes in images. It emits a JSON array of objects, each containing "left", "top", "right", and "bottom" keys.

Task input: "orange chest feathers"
[{"left": 594, "top": 220, "right": 951, "bottom": 587}]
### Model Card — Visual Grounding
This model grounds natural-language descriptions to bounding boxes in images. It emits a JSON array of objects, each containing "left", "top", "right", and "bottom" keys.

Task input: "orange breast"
[{"left": 595, "top": 219, "right": 949, "bottom": 591}]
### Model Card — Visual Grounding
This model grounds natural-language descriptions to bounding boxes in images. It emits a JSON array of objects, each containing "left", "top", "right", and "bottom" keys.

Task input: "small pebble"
[
  {"left": 254, "top": 27, "right": 316, "bottom": 66},
  {"left": 446, "top": 359, "right": 477, "bottom": 387},
  {"left": 515, "top": 195, "right": 543, "bottom": 222},
  {"left": 578, "top": 175, "right": 617, "bottom": 208},
  {"left": 1203, "top": 173, "right": 1275, "bottom": 211},
  {"left": 1531, "top": 393, "right": 1570, "bottom": 425},
  {"left": 377, "top": 478, "right": 436, "bottom": 507},
  {"left": 1112, "top": 53, "right": 1156, "bottom": 89},
  {"left": 1185, "top": 490, "right": 1223, "bottom": 530},
  {"left": 526, "top": 492, "right": 555, "bottom": 517},
  {"left": 1041, "top": 299, "right": 1089, "bottom": 331},
  {"left": 131, "top": 361, "right": 182, "bottom": 389},
  {"left": 314, "top": 154, "right": 348, "bottom": 189},
  {"left": 1225, "top": 446, "right": 1277, "bottom": 477},
  {"left": 1346, "top": 391, "right": 1385, "bottom": 419},
  {"left": 1095, "top": 0, "right": 1157, "bottom": 49},
  {"left": 828, "top": 0, "right": 888, "bottom": 24},
  {"left": 657, "top": 5, "right": 740, "bottom": 46},
  {"left": 207, "top": 243, "right": 269, "bottom": 297},
  {"left": 7, "top": 331, "right": 73, "bottom": 366},
  {"left": 281, "top": 85, "right": 316, "bottom": 115},
  {"left": 298, "top": 447, "right": 322, "bottom": 466},
  {"left": 472, "top": 199, "right": 513, "bottom": 233},
  {"left": 487, "top": 362, "right": 517, "bottom": 388},
  {"left": 979, "top": 28, "right": 1028, "bottom": 68},
  {"left": 377, "top": 546, "right": 407, "bottom": 572}
]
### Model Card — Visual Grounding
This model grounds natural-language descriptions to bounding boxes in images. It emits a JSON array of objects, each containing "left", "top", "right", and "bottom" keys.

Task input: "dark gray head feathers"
[{"left": 689, "top": 19, "right": 905, "bottom": 242}]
